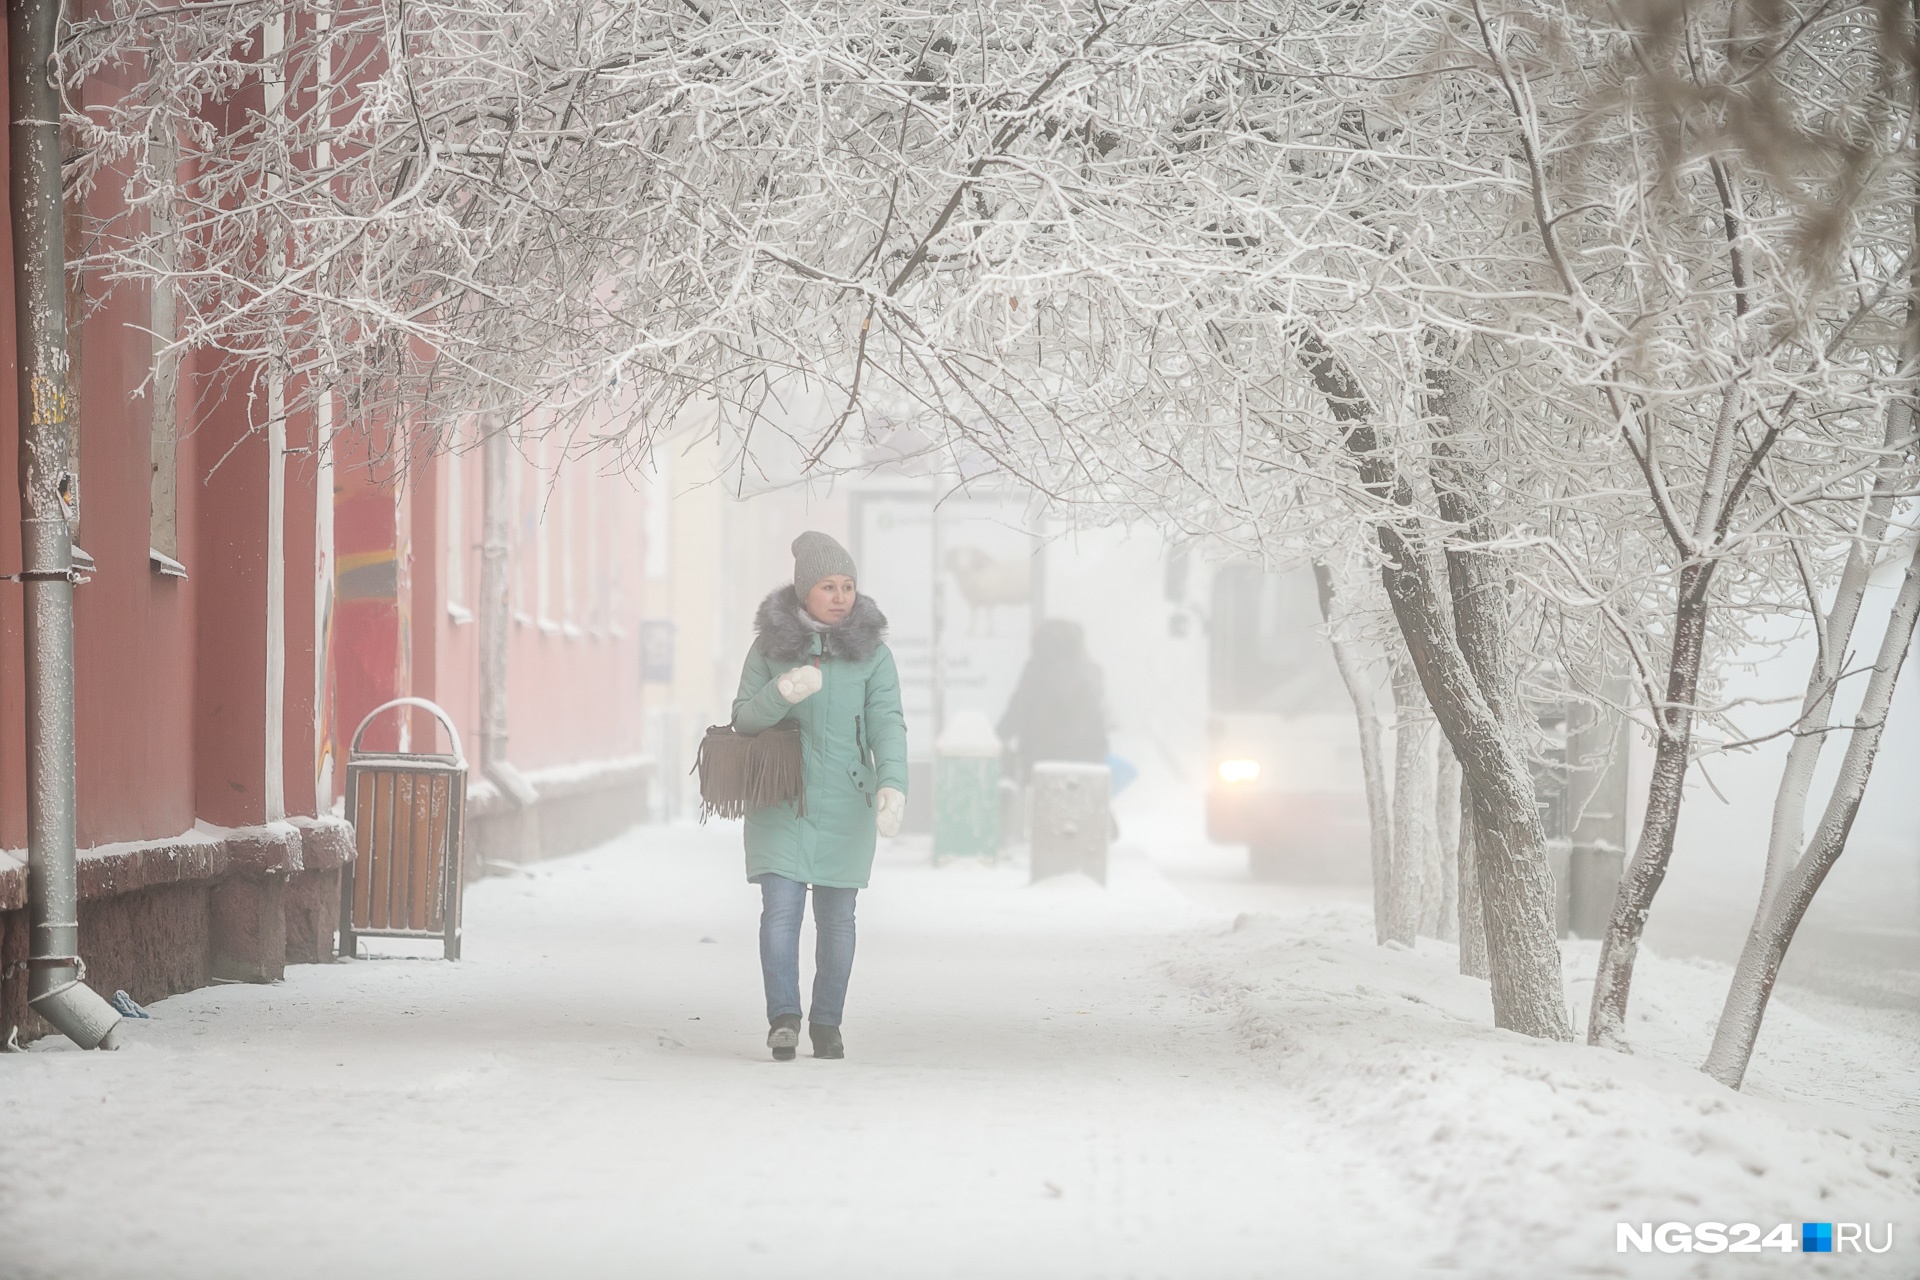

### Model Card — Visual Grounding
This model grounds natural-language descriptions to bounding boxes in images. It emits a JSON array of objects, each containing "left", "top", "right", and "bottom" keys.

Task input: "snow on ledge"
[
  {"left": 465, "top": 753, "right": 653, "bottom": 816},
  {"left": 0, "top": 815, "right": 355, "bottom": 911}
]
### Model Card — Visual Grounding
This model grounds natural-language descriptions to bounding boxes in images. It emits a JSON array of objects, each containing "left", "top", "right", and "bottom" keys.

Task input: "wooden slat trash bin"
[{"left": 339, "top": 697, "right": 468, "bottom": 961}]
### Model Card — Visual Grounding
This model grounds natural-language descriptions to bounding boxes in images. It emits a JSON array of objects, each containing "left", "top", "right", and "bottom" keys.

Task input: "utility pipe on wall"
[
  {"left": 311, "top": 10, "right": 335, "bottom": 814},
  {"left": 260, "top": 12, "right": 287, "bottom": 821},
  {"left": 11, "top": 0, "right": 121, "bottom": 1048}
]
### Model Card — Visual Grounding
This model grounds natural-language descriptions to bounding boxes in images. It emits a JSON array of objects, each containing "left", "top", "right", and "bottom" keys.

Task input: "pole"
[
  {"left": 930, "top": 474, "right": 951, "bottom": 743},
  {"left": 479, "top": 416, "right": 511, "bottom": 772}
]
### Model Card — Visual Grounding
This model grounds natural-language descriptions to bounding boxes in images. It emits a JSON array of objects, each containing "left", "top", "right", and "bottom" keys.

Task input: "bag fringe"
[{"left": 692, "top": 721, "right": 806, "bottom": 823}]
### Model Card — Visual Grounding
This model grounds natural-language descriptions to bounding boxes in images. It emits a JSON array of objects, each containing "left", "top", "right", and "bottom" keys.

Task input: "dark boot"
[
  {"left": 809, "top": 1022, "right": 844, "bottom": 1060},
  {"left": 767, "top": 1014, "right": 801, "bottom": 1061}
]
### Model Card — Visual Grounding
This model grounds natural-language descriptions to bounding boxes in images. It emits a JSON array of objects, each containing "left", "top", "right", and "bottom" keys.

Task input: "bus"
[{"left": 1206, "top": 564, "right": 1370, "bottom": 881}]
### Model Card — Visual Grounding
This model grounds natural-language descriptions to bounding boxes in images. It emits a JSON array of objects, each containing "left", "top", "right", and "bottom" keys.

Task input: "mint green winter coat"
[{"left": 732, "top": 587, "right": 909, "bottom": 889}]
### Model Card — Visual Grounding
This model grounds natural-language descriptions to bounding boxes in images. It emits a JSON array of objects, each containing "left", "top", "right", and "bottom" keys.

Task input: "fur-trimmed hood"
[{"left": 754, "top": 586, "right": 889, "bottom": 664}]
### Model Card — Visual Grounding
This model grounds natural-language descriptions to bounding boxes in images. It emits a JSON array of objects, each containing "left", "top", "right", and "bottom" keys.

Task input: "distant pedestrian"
[
  {"left": 997, "top": 619, "right": 1109, "bottom": 782},
  {"left": 732, "top": 531, "right": 908, "bottom": 1062}
]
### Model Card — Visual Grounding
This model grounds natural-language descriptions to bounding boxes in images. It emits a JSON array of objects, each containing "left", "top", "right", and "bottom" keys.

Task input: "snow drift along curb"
[{"left": 1171, "top": 905, "right": 1919, "bottom": 1278}]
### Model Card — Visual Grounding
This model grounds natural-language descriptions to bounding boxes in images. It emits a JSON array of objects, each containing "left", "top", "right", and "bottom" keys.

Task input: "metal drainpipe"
[
  {"left": 477, "top": 417, "right": 533, "bottom": 806},
  {"left": 11, "top": 0, "right": 120, "bottom": 1048}
]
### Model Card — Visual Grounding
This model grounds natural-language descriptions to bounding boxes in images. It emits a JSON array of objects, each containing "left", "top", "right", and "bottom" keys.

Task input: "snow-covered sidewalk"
[{"left": 2, "top": 824, "right": 1914, "bottom": 1279}]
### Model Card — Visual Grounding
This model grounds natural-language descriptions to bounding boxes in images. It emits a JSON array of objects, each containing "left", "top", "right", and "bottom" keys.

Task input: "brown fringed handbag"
[{"left": 692, "top": 720, "right": 806, "bottom": 822}]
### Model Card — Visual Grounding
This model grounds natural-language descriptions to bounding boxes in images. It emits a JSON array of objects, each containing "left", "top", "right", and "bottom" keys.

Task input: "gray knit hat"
[{"left": 792, "top": 530, "right": 857, "bottom": 595}]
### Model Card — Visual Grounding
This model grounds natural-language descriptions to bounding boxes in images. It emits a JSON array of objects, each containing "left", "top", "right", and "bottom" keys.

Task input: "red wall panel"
[{"left": 189, "top": 377, "right": 270, "bottom": 828}]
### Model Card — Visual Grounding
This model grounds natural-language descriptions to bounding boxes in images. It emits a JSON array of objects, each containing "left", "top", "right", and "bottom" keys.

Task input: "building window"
[
  {"left": 536, "top": 442, "right": 557, "bottom": 633},
  {"left": 511, "top": 440, "right": 530, "bottom": 625},
  {"left": 148, "top": 279, "right": 178, "bottom": 563},
  {"left": 584, "top": 469, "right": 599, "bottom": 636},
  {"left": 643, "top": 455, "right": 670, "bottom": 580},
  {"left": 146, "top": 126, "right": 185, "bottom": 578},
  {"left": 605, "top": 477, "right": 624, "bottom": 638},
  {"left": 561, "top": 462, "right": 580, "bottom": 637},
  {"left": 445, "top": 426, "right": 471, "bottom": 624}
]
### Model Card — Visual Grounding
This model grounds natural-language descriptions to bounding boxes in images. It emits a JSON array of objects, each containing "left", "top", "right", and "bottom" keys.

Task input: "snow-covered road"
[{"left": 3, "top": 824, "right": 1914, "bottom": 1280}]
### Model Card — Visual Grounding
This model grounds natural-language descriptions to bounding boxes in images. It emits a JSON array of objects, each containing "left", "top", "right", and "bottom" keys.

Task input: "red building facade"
[{"left": 0, "top": 21, "right": 652, "bottom": 1042}]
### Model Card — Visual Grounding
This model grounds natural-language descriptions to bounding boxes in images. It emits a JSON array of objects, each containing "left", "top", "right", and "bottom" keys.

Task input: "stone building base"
[
  {"left": 0, "top": 817, "right": 353, "bottom": 1045},
  {"left": 464, "top": 756, "right": 652, "bottom": 875},
  {"left": 3, "top": 757, "right": 652, "bottom": 1045}
]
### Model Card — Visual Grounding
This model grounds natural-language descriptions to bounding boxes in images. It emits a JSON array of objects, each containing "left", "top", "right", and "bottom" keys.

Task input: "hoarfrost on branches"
[{"left": 63, "top": 0, "right": 1920, "bottom": 1046}]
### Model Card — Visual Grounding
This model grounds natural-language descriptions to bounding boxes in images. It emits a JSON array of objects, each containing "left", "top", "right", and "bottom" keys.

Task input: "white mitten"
[
  {"left": 775, "top": 665, "right": 822, "bottom": 704},
  {"left": 876, "top": 786, "right": 906, "bottom": 838}
]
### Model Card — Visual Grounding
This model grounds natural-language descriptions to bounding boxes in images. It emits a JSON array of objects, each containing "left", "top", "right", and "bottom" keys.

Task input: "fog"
[
  {"left": 8, "top": 446, "right": 1913, "bottom": 1280},
  {"left": 642, "top": 442, "right": 1918, "bottom": 1015},
  {"left": 26, "top": 466, "right": 1882, "bottom": 1279},
  {"left": 12, "top": 0, "right": 1920, "bottom": 1270}
]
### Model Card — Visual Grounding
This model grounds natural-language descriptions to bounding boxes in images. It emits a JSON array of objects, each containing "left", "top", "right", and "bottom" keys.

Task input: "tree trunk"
[
  {"left": 1699, "top": 148, "right": 1920, "bottom": 1082},
  {"left": 1456, "top": 775, "right": 1490, "bottom": 977},
  {"left": 1315, "top": 561, "right": 1394, "bottom": 943},
  {"left": 1433, "top": 739, "right": 1461, "bottom": 941},
  {"left": 1301, "top": 333, "right": 1571, "bottom": 1039},
  {"left": 1757, "top": 322, "right": 1916, "bottom": 923},
  {"left": 1387, "top": 647, "right": 1437, "bottom": 945},
  {"left": 1702, "top": 533, "right": 1920, "bottom": 1086},
  {"left": 1428, "top": 551, "right": 1569, "bottom": 1039},
  {"left": 1422, "top": 351, "right": 1550, "bottom": 1001},
  {"left": 1588, "top": 559, "right": 1713, "bottom": 1048},
  {"left": 1701, "top": 241, "right": 1919, "bottom": 1080}
]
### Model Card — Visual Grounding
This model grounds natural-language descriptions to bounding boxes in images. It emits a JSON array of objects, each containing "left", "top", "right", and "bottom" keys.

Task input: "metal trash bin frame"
[{"left": 338, "top": 697, "right": 467, "bottom": 961}]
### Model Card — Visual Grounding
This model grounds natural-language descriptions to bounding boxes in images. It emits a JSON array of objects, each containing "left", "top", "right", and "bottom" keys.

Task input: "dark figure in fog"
[{"left": 997, "top": 619, "right": 1109, "bottom": 782}]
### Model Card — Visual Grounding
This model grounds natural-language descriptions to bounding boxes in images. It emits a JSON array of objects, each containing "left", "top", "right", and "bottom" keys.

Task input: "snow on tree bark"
[
  {"left": 1703, "top": 241, "right": 1920, "bottom": 1085},
  {"left": 1316, "top": 561, "right": 1394, "bottom": 944},
  {"left": 1387, "top": 647, "right": 1437, "bottom": 947},
  {"left": 1751, "top": 288, "right": 1918, "bottom": 935},
  {"left": 61, "top": 0, "right": 1918, "bottom": 1058},
  {"left": 1424, "top": 350, "right": 1532, "bottom": 979},
  {"left": 1704, "top": 533, "right": 1920, "bottom": 1087},
  {"left": 1588, "top": 562, "right": 1714, "bottom": 1050},
  {"left": 1432, "top": 739, "right": 1461, "bottom": 943},
  {"left": 1300, "top": 331, "right": 1570, "bottom": 1040},
  {"left": 1454, "top": 0, "right": 1909, "bottom": 1047},
  {"left": 1455, "top": 776, "right": 1490, "bottom": 980}
]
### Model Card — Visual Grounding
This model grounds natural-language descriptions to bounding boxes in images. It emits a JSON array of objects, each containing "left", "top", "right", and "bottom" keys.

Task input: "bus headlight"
[{"left": 1217, "top": 758, "right": 1260, "bottom": 784}]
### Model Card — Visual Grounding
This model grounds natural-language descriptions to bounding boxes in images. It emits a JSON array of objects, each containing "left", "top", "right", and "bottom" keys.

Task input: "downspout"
[
  {"left": 311, "top": 9, "right": 335, "bottom": 812},
  {"left": 478, "top": 416, "right": 534, "bottom": 805},
  {"left": 11, "top": 0, "right": 120, "bottom": 1048},
  {"left": 261, "top": 11, "right": 285, "bottom": 820}
]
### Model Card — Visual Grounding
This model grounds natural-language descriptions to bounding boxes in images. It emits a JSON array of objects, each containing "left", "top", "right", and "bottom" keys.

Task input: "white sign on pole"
[
  {"left": 854, "top": 488, "right": 1035, "bottom": 762},
  {"left": 856, "top": 494, "right": 935, "bottom": 755}
]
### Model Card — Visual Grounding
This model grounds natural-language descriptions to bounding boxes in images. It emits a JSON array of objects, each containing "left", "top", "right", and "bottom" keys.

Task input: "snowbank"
[{"left": 1173, "top": 904, "right": 1920, "bottom": 1277}]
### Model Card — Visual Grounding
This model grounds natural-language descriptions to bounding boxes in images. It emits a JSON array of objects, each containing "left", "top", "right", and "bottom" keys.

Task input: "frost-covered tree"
[
  {"left": 1703, "top": 266, "right": 1920, "bottom": 1087},
  {"left": 66, "top": 0, "right": 1920, "bottom": 1048},
  {"left": 1444, "top": 0, "right": 1920, "bottom": 1050}
]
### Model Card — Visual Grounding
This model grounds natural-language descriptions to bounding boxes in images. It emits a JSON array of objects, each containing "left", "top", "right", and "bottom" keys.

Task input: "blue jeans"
[{"left": 756, "top": 874, "right": 857, "bottom": 1026}]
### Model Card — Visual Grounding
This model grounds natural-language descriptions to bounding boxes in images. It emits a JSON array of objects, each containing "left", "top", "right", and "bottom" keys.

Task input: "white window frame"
[
  {"left": 536, "top": 443, "right": 558, "bottom": 634},
  {"left": 511, "top": 438, "right": 532, "bottom": 626},
  {"left": 445, "top": 424, "right": 472, "bottom": 624},
  {"left": 561, "top": 461, "right": 582, "bottom": 638}
]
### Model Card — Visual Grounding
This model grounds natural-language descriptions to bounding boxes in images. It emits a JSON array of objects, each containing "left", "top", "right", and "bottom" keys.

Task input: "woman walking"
[{"left": 732, "top": 532, "right": 907, "bottom": 1061}]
